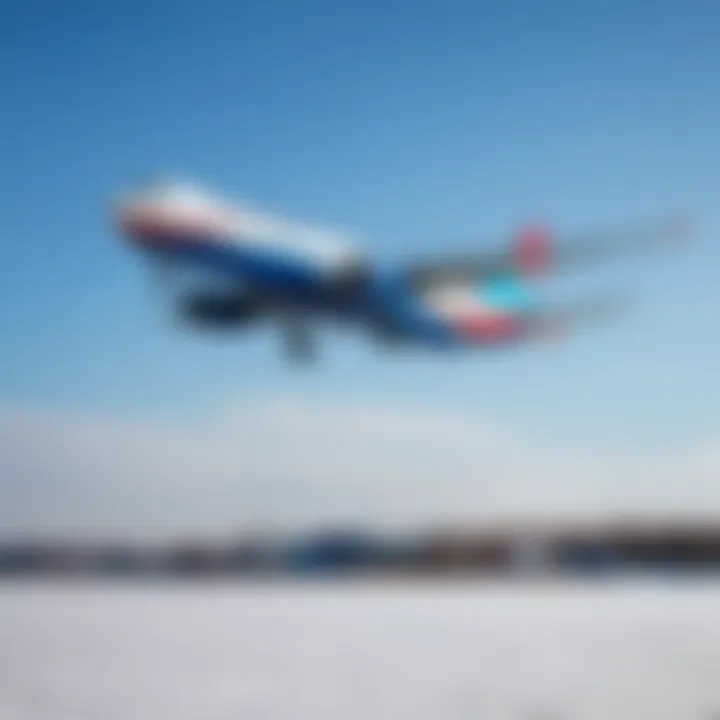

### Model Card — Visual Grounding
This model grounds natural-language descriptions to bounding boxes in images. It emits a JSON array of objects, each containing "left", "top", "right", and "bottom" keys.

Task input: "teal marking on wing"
[{"left": 480, "top": 277, "right": 535, "bottom": 312}]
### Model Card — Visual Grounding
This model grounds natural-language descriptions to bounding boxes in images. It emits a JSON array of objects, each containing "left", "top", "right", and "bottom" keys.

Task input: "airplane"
[{"left": 113, "top": 179, "right": 690, "bottom": 364}]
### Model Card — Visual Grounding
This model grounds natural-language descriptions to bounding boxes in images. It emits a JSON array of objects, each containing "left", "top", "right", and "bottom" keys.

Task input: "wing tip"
[{"left": 664, "top": 213, "right": 696, "bottom": 244}]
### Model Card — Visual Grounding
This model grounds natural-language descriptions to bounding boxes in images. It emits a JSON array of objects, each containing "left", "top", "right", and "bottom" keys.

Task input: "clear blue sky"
[{"left": 1, "top": 0, "right": 718, "bottom": 455}]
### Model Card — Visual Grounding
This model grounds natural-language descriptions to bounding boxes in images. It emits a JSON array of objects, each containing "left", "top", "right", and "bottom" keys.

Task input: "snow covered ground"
[{"left": 1, "top": 579, "right": 719, "bottom": 719}]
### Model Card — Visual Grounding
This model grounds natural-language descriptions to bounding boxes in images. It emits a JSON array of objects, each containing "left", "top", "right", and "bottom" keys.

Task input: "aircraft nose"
[
  {"left": 112, "top": 189, "right": 232, "bottom": 247},
  {"left": 112, "top": 180, "right": 208, "bottom": 245},
  {"left": 113, "top": 198, "right": 156, "bottom": 245}
]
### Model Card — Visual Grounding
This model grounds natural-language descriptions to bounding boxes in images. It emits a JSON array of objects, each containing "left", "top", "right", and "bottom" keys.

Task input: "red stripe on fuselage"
[{"left": 118, "top": 212, "right": 234, "bottom": 247}]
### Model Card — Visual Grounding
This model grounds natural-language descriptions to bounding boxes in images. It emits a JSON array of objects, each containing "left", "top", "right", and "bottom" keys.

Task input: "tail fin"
[{"left": 514, "top": 223, "right": 552, "bottom": 276}]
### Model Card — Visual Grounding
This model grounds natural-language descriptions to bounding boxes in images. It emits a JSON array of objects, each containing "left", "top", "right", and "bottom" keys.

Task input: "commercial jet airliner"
[{"left": 114, "top": 179, "right": 689, "bottom": 363}]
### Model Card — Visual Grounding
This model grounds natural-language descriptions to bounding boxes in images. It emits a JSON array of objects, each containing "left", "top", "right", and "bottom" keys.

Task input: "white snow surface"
[{"left": 1, "top": 579, "right": 719, "bottom": 719}]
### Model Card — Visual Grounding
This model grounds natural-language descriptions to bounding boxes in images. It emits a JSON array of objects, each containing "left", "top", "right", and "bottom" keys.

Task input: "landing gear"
[{"left": 277, "top": 311, "right": 317, "bottom": 366}]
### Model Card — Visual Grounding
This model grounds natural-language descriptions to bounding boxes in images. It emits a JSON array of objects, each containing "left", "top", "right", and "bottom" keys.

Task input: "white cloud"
[{"left": 0, "top": 396, "right": 716, "bottom": 539}]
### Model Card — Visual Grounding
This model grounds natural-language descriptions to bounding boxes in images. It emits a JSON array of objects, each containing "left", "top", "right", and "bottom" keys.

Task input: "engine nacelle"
[{"left": 179, "top": 292, "right": 265, "bottom": 329}]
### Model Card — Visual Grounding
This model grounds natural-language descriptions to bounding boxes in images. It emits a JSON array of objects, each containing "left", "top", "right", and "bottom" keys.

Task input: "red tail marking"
[{"left": 515, "top": 224, "right": 552, "bottom": 276}]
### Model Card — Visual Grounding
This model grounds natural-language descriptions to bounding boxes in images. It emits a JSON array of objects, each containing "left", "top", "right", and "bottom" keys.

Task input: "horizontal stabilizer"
[{"left": 528, "top": 294, "right": 632, "bottom": 342}]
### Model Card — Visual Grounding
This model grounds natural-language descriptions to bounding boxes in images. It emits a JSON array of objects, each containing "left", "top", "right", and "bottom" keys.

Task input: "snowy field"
[{"left": 1, "top": 579, "right": 720, "bottom": 719}]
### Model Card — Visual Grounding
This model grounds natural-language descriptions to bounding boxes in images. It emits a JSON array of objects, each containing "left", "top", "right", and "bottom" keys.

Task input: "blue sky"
[{"left": 0, "top": 0, "right": 718, "bottom": 532}]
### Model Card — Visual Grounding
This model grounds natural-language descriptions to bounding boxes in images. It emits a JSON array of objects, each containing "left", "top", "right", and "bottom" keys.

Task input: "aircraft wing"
[{"left": 406, "top": 216, "right": 692, "bottom": 288}]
